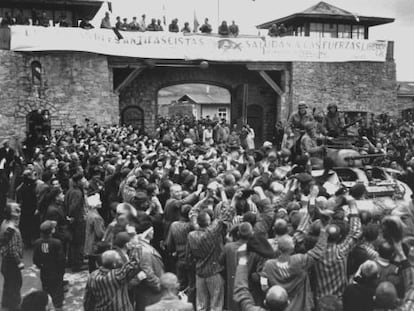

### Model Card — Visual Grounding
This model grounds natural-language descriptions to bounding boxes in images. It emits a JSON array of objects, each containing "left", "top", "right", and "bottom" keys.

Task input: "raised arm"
[
  {"left": 233, "top": 244, "right": 258, "bottom": 311},
  {"left": 338, "top": 196, "right": 362, "bottom": 256}
]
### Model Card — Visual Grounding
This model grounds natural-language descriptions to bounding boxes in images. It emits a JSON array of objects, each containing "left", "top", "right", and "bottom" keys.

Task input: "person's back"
[
  {"left": 343, "top": 279, "right": 375, "bottom": 311},
  {"left": 33, "top": 235, "right": 64, "bottom": 276},
  {"left": 313, "top": 202, "right": 362, "bottom": 300},
  {"left": 145, "top": 273, "right": 193, "bottom": 311},
  {"left": 146, "top": 297, "right": 193, "bottom": 311},
  {"left": 84, "top": 251, "right": 140, "bottom": 311},
  {"left": 187, "top": 222, "right": 224, "bottom": 277}
]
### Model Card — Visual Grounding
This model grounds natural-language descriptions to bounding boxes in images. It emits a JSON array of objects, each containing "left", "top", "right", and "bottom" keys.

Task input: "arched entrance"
[
  {"left": 25, "top": 109, "right": 51, "bottom": 154},
  {"left": 116, "top": 63, "right": 284, "bottom": 142},
  {"left": 121, "top": 106, "right": 144, "bottom": 129},
  {"left": 157, "top": 83, "right": 231, "bottom": 123}
]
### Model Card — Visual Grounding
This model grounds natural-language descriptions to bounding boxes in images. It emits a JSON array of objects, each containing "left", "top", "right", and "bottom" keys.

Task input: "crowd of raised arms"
[
  {"left": 1, "top": 104, "right": 414, "bottom": 311},
  {"left": 0, "top": 10, "right": 292, "bottom": 37}
]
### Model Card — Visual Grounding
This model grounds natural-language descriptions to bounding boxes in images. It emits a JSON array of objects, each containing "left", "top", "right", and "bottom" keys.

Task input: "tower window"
[{"left": 31, "top": 61, "right": 42, "bottom": 85}]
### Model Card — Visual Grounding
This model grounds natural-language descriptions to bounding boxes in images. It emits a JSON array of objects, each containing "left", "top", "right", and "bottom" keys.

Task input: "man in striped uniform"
[
  {"left": 313, "top": 195, "right": 362, "bottom": 300},
  {"left": 165, "top": 204, "right": 194, "bottom": 291},
  {"left": 187, "top": 201, "right": 235, "bottom": 311},
  {"left": 83, "top": 250, "right": 141, "bottom": 311},
  {"left": 0, "top": 203, "right": 24, "bottom": 311}
]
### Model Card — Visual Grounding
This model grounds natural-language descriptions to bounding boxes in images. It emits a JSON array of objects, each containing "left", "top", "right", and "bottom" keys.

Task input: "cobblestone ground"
[{"left": 0, "top": 249, "right": 86, "bottom": 311}]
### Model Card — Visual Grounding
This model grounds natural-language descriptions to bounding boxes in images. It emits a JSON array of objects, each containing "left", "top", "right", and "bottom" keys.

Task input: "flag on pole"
[
  {"left": 193, "top": 9, "right": 199, "bottom": 33},
  {"left": 162, "top": 4, "right": 167, "bottom": 26}
]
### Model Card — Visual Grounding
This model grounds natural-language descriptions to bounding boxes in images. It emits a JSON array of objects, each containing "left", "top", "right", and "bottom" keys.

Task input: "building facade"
[{"left": 0, "top": 1, "right": 398, "bottom": 144}]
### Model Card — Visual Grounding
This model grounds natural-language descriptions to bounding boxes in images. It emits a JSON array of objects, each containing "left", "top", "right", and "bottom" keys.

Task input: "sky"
[{"left": 109, "top": 0, "right": 414, "bottom": 81}]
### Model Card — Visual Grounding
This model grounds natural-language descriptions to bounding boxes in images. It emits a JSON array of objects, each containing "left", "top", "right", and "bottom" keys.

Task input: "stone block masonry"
[
  {"left": 0, "top": 50, "right": 118, "bottom": 142},
  {"left": 289, "top": 60, "right": 397, "bottom": 119}
]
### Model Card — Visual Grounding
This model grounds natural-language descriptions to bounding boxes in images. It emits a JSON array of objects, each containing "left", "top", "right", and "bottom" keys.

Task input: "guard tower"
[{"left": 257, "top": 1, "right": 394, "bottom": 39}]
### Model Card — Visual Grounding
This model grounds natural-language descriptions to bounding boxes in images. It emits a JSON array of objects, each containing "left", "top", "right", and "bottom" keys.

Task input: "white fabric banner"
[{"left": 9, "top": 26, "right": 388, "bottom": 62}]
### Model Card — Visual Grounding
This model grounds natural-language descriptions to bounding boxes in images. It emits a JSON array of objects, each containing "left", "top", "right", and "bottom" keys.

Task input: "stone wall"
[
  {"left": 0, "top": 50, "right": 118, "bottom": 142},
  {"left": 289, "top": 60, "right": 397, "bottom": 120},
  {"left": 119, "top": 65, "right": 279, "bottom": 141}
]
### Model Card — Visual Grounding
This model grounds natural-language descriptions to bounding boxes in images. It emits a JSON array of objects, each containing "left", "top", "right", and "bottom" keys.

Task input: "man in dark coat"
[
  {"left": 343, "top": 260, "right": 379, "bottom": 311},
  {"left": 0, "top": 140, "right": 14, "bottom": 175},
  {"left": 33, "top": 220, "right": 65, "bottom": 310},
  {"left": 220, "top": 222, "right": 254, "bottom": 311},
  {"left": 16, "top": 170, "right": 37, "bottom": 246},
  {"left": 0, "top": 140, "right": 14, "bottom": 219},
  {"left": 0, "top": 203, "right": 24, "bottom": 311},
  {"left": 64, "top": 172, "right": 87, "bottom": 271}
]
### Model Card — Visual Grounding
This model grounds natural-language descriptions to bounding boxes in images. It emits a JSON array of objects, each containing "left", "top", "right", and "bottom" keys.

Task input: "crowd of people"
[
  {"left": 0, "top": 9, "right": 298, "bottom": 38},
  {"left": 0, "top": 9, "right": 241, "bottom": 36},
  {"left": 1, "top": 104, "right": 414, "bottom": 311}
]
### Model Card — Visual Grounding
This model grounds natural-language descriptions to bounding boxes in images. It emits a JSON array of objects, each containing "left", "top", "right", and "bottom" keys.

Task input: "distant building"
[
  {"left": 0, "top": 0, "right": 102, "bottom": 27},
  {"left": 168, "top": 94, "right": 230, "bottom": 122},
  {"left": 0, "top": 1, "right": 398, "bottom": 144},
  {"left": 257, "top": 1, "right": 393, "bottom": 39},
  {"left": 397, "top": 82, "right": 414, "bottom": 119}
]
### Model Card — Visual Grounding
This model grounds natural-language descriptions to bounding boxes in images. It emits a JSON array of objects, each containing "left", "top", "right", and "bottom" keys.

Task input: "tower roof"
[{"left": 257, "top": 1, "right": 394, "bottom": 28}]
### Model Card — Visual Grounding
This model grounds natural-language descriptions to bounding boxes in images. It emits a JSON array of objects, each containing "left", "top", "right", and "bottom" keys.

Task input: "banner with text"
[{"left": 9, "top": 26, "right": 388, "bottom": 62}]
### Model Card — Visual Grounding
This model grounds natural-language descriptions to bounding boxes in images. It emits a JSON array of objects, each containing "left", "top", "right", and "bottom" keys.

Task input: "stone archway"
[
  {"left": 118, "top": 64, "right": 280, "bottom": 141},
  {"left": 121, "top": 105, "right": 144, "bottom": 129},
  {"left": 14, "top": 96, "right": 58, "bottom": 138}
]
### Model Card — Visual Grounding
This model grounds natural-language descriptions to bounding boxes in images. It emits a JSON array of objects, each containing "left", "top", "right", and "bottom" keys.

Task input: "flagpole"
[{"left": 217, "top": 0, "right": 220, "bottom": 28}]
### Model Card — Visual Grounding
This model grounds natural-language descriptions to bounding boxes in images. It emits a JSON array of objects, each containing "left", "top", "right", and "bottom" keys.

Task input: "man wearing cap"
[
  {"left": 301, "top": 121, "right": 325, "bottom": 168},
  {"left": 33, "top": 220, "right": 65, "bottom": 311},
  {"left": 287, "top": 102, "right": 314, "bottom": 139},
  {"left": 323, "top": 104, "right": 344, "bottom": 137}
]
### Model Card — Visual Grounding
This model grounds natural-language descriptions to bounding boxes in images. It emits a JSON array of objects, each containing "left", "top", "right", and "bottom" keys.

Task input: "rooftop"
[
  {"left": 257, "top": 1, "right": 394, "bottom": 28},
  {"left": 398, "top": 82, "right": 414, "bottom": 97},
  {"left": 0, "top": 0, "right": 103, "bottom": 4},
  {"left": 178, "top": 94, "right": 230, "bottom": 105}
]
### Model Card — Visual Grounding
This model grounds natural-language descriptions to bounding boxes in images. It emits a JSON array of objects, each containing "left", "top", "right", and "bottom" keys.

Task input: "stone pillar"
[{"left": 280, "top": 68, "right": 292, "bottom": 122}]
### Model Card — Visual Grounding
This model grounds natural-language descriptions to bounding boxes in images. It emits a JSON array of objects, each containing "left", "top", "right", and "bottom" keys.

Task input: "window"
[
  {"left": 338, "top": 24, "right": 352, "bottom": 38},
  {"left": 309, "top": 23, "right": 323, "bottom": 38},
  {"left": 323, "top": 24, "right": 338, "bottom": 38},
  {"left": 31, "top": 61, "right": 42, "bottom": 85},
  {"left": 352, "top": 25, "right": 365, "bottom": 39},
  {"left": 218, "top": 107, "right": 227, "bottom": 119},
  {"left": 295, "top": 25, "right": 305, "bottom": 37}
]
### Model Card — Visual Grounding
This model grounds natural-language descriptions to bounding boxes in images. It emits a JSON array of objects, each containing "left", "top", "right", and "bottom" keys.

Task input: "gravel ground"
[{"left": 0, "top": 248, "right": 87, "bottom": 311}]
